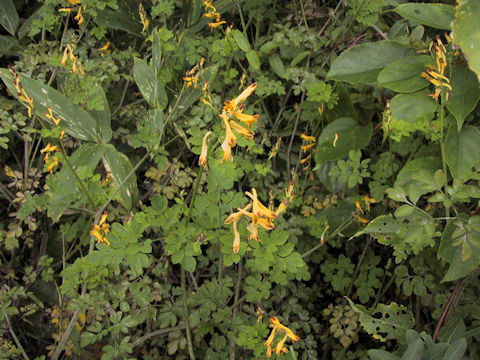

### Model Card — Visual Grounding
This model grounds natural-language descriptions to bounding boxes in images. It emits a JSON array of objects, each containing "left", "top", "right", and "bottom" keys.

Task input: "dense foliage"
[{"left": 1, "top": 0, "right": 480, "bottom": 359}]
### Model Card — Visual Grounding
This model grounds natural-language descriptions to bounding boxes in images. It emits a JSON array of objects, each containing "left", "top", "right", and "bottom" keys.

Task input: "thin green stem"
[
  {"left": 439, "top": 88, "right": 450, "bottom": 218},
  {"left": 181, "top": 269, "right": 196, "bottom": 360}
]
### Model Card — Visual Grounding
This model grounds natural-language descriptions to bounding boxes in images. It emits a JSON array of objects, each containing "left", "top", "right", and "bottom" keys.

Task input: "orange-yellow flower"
[
  {"left": 232, "top": 221, "right": 241, "bottom": 253},
  {"left": 229, "top": 120, "right": 254, "bottom": 141},
  {"left": 354, "top": 214, "right": 369, "bottom": 224},
  {"left": 300, "top": 133, "right": 315, "bottom": 142},
  {"left": 265, "top": 316, "right": 300, "bottom": 358},
  {"left": 198, "top": 131, "right": 212, "bottom": 168},
  {"left": 90, "top": 212, "right": 111, "bottom": 246},
  {"left": 232, "top": 110, "right": 259, "bottom": 129},
  {"left": 221, "top": 113, "right": 237, "bottom": 147},
  {"left": 225, "top": 203, "right": 252, "bottom": 224},
  {"left": 245, "top": 188, "right": 276, "bottom": 220},
  {"left": 221, "top": 138, "right": 233, "bottom": 163}
]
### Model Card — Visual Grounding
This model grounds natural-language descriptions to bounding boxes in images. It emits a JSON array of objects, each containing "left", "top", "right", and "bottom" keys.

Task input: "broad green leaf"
[
  {"left": 314, "top": 118, "right": 372, "bottom": 166},
  {"left": 390, "top": 90, "right": 438, "bottom": 123},
  {"left": 348, "top": 299, "right": 415, "bottom": 342},
  {"left": 47, "top": 143, "right": 106, "bottom": 221},
  {"left": 90, "top": 87, "right": 112, "bottom": 143},
  {"left": 290, "top": 50, "right": 310, "bottom": 67},
  {"left": 327, "top": 41, "right": 412, "bottom": 84},
  {"left": 323, "top": 84, "right": 356, "bottom": 122},
  {"left": 401, "top": 339, "right": 424, "bottom": 360},
  {"left": 152, "top": 28, "right": 162, "bottom": 77},
  {"left": 103, "top": 145, "right": 138, "bottom": 210},
  {"left": 394, "top": 3, "right": 455, "bottom": 30},
  {"left": 0, "top": 35, "right": 19, "bottom": 58},
  {"left": 246, "top": 50, "right": 261, "bottom": 71},
  {"left": 269, "top": 54, "right": 285, "bottom": 78},
  {"left": 95, "top": 0, "right": 142, "bottom": 36},
  {"left": 133, "top": 58, "right": 168, "bottom": 109},
  {"left": 423, "top": 343, "right": 449, "bottom": 360},
  {"left": 368, "top": 350, "right": 400, "bottom": 360},
  {"left": 439, "top": 220, "right": 480, "bottom": 282},
  {"left": 0, "top": 0, "right": 19, "bottom": 36},
  {"left": 442, "top": 338, "right": 467, "bottom": 360},
  {"left": 377, "top": 55, "right": 431, "bottom": 93},
  {"left": 445, "top": 125, "right": 480, "bottom": 180},
  {"left": 0, "top": 68, "right": 99, "bottom": 141},
  {"left": 231, "top": 29, "right": 251, "bottom": 52},
  {"left": 453, "top": 0, "right": 480, "bottom": 82},
  {"left": 446, "top": 65, "right": 480, "bottom": 131},
  {"left": 146, "top": 109, "right": 165, "bottom": 136}
]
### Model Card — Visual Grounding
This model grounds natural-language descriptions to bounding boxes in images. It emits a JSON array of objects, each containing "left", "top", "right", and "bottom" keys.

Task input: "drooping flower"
[
  {"left": 245, "top": 188, "right": 277, "bottom": 220},
  {"left": 421, "top": 35, "right": 452, "bottom": 101},
  {"left": 300, "top": 133, "right": 316, "bottom": 165},
  {"left": 264, "top": 316, "right": 300, "bottom": 358},
  {"left": 221, "top": 138, "right": 233, "bottom": 163},
  {"left": 198, "top": 131, "right": 212, "bottom": 168},
  {"left": 90, "top": 212, "right": 111, "bottom": 246},
  {"left": 232, "top": 221, "right": 241, "bottom": 253},
  {"left": 225, "top": 203, "right": 252, "bottom": 224},
  {"left": 139, "top": 3, "right": 150, "bottom": 33},
  {"left": 40, "top": 143, "right": 60, "bottom": 173},
  {"left": 229, "top": 120, "right": 254, "bottom": 142}
]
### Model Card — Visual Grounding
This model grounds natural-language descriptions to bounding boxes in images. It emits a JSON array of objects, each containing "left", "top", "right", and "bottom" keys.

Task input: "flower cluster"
[
  {"left": 264, "top": 316, "right": 300, "bottom": 358},
  {"left": 421, "top": 35, "right": 452, "bottom": 101},
  {"left": 60, "top": 44, "right": 86, "bottom": 76},
  {"left": 225, "top": 185, "right": 296, "bottom": 253},
  {"left": 183, "top": 59, "right": 205, "bottom": 89},
  {"left": 220, "top": 83, "right": 259, "bottom": 163},
  {"left": 90, "top": 212, "right": 111, "bottom": 246},
  {"left": 354, "top": 194, "right": 376, "bottom": 224},
  {"left": 9, "top": 66, "right": 34, "bottom": 118},
  {"left": 202, "top": 0, "right": 226, "bottom": 29},
  {"left": 299, "top": 133, "right": 316, "bottom": 166},
  {"left": 139, "top": 3, "right": 149, "bottom": 33},
  {"left": 58, "top": 0, "right": 84, "bottom": 26},
  {"left": 40, "top": 143, "right": 60, "bottom": 173},
  {"left": 97, "top": 41, "right": 111, "bottom": 57}
]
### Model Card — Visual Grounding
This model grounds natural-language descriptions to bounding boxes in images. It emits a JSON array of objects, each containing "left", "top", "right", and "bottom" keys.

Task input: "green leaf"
[
  {"left": 231, "top": 29, "right": 251, "bottom": 52},
  {"left": 377, "top": 55, "right": 431, "bottom": 93},
  {"left": 48, "top": 143, "right": 106, "bottom": 221},
  {"left": 269, "top": 54, "right": 285, "bottom": 78},
  {"left": 0, "top": 35, "right": 19, "bottom": 58},
  {"left": 327, "top": 41, "right": 412, "bottom": 84},
  {"left": 95, "top": 1, "right": 142, "bottom": 36},
  {"left": 290, "top": 50, "right": 310, "bottom": 67},
  {"left": 368, "top": 350, "right": 400, "bottom": 360},
  {"left": 423, "top": 343, "right": 449, "bottom": 360},
  {"left": 401, "top": 339, "right": 424, "bottom": 360},
  {"left": 0, "top": 0, "right": 19, "bottom": 36},
  {"left": 246, "top": 50, "right": 261, "bottom": 71},
  {"left": 442, "top": 338, "right": 467, "bottom": 360},
  {"left": 347, "top": 299, "right": 415, "bottom": 342},
  {"left": 452, "top": 0, "right": 480, "bottom": 82},
  {"left": 103, "top": 145, "right": 138, "bottom": 210},
  {"left": 445, "top": 125, "right": 480, "bottom": 180},
  {"left": 182, "top": 255, "right": 197, "bottom": 272},
  {"left": 90, "top": 87, "right": 112, "bottom": 143},
  {"left": 0, "top": 69, "right": 99, "bottom": 141},
  {"left": 439, "top": 220, "right": 480, "bottom": 282},
  {"left": 390, "top": 91, "right": 438, "bottom": 124},
  {"left": 152, "top": 28, "right": 162, "bottom": 77},
  {"left": 446, "top": 65, "right": 480, "bottom": 131},
  {"left": 314, "top": 118, "right": 372, "bottom": 166},
  {"left": 133, "top": 58, "right": 168, "bottom": 109},
  {"left": 394, "top": 3, "right": 455, "bottom": 30}
]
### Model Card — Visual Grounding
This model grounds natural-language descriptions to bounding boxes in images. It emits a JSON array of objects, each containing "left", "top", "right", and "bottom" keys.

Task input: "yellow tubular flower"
[
  {"left": 41, "top": 143, "right": 59, "bottom": 153},
  {"left": 208, "top": 21, "right": 227, "bottom": 29},
  {"left": 47, "top": 157, "right": 59, "bottom": 173},
  {"left": 275, "top": 335, "right": 289, "bottom": 355},
  {"left": 301, "top": 143, "right": 315, "bottom": 151},
  {"left": 74, "top": 6, "right": 84, "bottom": 26},
  {"left": 247, "top": 221, "right": 259, "bottom": 241},
  {"left": 99, "top": 211, "right": 108, "bottom": 226},
  {"left": 354, "top": 214, "right": 370, "bottom": 224},
  {"left": 233, "top": 83, "right": 257, "bottom": 108},
  {"left": 232, "top": 111, "right": 259, "bottom": 129},
  {"left": 256, "top": 216, "right": 275, "bottom": 230},
  {"left": 225, "top": 203, "right": 252, "bottom": 224},
  {"left": 232, "top": 221, "right": 240, "bottom": 253},
  {"left": 67, "top": 0, "right": 81, "bottom": 4},
  {"left": 363, "top": 194, "right": 376, "bottom": 212},
  {"left": 355, "top": 201, "right": 364, "bottom": 214},
  {"left": 221, "top": 138, "right": 233, "bottom": 163},
  {"left": 246, "top": 188, "right": 277, "bottom": 220},
  {"left": 300, "top": 134, "right": 316, "bottom": 142},
  {"left": 198, "top": 131, "right": 212, "bottom": 168},
  {"left": 221, "top": 113, "right": 237, "bottom": 147},
  {"left": 229, "top": 120, "right": 254, "bottom": 141}
]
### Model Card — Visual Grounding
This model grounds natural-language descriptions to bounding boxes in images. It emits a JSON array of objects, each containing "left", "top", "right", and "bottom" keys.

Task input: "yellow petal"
[
  {"left": 300, "top": 134, "right": 316, "bottom": 142},
  {"left": 275, "top": 335, "right": 288, "bottom": 355},
  {"left": 229, "top": 120, "right": 254, "bottom": 141},
  {"left": 221, "top": 138, "right": 233, "bottom": 163},
  {"left": 198, "top": 131, "right": 212, "bottom": 168},
  {"left": 232, "top": 221, "right": 240, "bottom": 253},
  {"left": 233, "top": 83, "right": 257, "bottom": 108}
]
